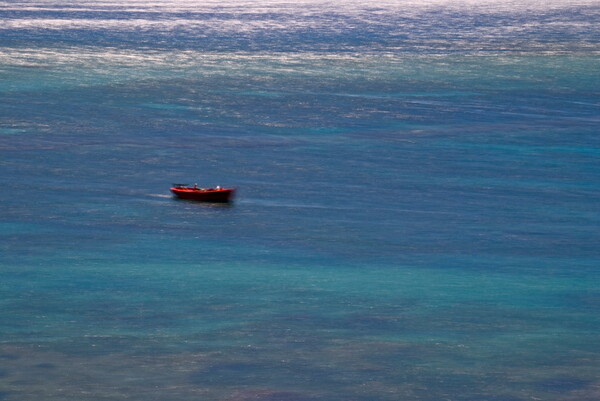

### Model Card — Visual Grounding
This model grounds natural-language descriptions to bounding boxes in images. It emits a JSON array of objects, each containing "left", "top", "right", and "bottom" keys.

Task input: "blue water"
[{"left": 1, "top": 1, "right": 599, "bottom": 400}]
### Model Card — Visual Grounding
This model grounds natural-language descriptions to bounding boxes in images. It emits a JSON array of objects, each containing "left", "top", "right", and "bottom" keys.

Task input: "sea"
[{"left": 0, "top": 1, "right": 599, "bottom": 400}]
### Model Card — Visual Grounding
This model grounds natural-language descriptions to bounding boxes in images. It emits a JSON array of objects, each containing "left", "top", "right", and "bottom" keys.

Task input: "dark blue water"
[{"left": 1, "top": 1, "right": 599, "bottom": 400}]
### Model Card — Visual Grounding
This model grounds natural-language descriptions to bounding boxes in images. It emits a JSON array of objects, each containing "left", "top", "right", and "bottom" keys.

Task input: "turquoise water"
[{"left": 1, "top": 1, "right": 599, "bottom": 400}]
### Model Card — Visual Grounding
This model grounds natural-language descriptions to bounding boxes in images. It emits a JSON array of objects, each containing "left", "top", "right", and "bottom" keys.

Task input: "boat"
[{"left": 170, "top": 184, "right": 235, "bottom": 203}]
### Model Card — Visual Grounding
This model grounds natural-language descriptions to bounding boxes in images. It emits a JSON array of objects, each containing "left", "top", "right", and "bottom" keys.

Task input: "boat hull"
[{"left": 170, "top": 187, "right": 235, "bottom": 203}]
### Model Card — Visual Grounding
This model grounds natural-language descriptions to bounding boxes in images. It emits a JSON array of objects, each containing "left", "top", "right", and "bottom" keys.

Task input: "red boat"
[{"left": 170, "top": 184, "right": 235, "bottom": 203}]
